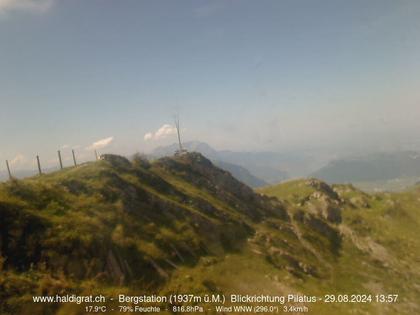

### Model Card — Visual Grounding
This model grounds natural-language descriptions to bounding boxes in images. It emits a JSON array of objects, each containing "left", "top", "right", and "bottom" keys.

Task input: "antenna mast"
[{"left": 175, "top": 115, "right": 183, "bottom": 152}]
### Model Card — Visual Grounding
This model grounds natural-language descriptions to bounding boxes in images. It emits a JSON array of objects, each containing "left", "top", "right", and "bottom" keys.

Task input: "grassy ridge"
[
  {"left": 0, "top": 154, "right": 419, "bottom": 314},
  {"left": 0, "top": 153, "right": 287, "bottom": 314}
]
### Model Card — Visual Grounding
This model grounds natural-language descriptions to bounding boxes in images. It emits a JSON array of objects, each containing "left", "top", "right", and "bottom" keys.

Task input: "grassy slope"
[
  {"left": 1, "top": 155, "right": 419, "bottom": 314},
  {"left": 0, "top": 153, "right": 288, "bottom": 314},
  {"left": 257, "top": 180, "right": 420, "bottom": 314}
]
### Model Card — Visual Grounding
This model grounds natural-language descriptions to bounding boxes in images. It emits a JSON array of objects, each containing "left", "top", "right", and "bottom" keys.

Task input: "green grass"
[
  {"left": 259, "top": 180, "right": 420, "bottom": 315},
  {"left": 1, "top": 154, "right": 419, "bottom": 314}
]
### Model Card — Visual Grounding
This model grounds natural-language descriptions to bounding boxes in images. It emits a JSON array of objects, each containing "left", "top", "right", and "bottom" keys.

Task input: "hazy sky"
[{"left": 1, "top": 0, "right": 420, "bottom": 170}]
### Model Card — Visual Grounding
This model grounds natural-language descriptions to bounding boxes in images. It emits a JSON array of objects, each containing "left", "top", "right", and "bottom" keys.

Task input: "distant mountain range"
[
  {"left": 150, "top": 141, "right": 298, "bottom": 187},
  {"left": 0, "top": 142, "right": 304, "bottom": 188},
  {"left": 6, "top": 144, "right": 419, "bottom": 191},
  {"left": 212, "top": 160, "right": 267, "bottom": 188},
  {"left": 311, "top": 151, "right": 420, "bottom": 186},
  {"left": 152, "top": 141, "right": 319, "bottom": 179},
  {"left": 152, "top": 144, "right": 420, "bottom": 191}
]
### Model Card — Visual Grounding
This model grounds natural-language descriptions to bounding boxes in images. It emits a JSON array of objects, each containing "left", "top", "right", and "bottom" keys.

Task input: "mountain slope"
[
  {"left": 311, "top": 151, "right": 420, "bottom": 191},
  {"left": 258, "top": 179, "right": 420, "bottom": 314},
  {"left": 212, "top": 160, "right": 267, "bottom": 188},
  {"left": 151, "top": 142, "right": 267, "bottom": 187},
  {"left": 0, "top": 153, "right": 419, "bottom": 314},
  {"left": 0, "top": 153, "right": 290, "bottom": 314},
  {"left": 151, "top": 141, "right": 290, "bottom": 184}
]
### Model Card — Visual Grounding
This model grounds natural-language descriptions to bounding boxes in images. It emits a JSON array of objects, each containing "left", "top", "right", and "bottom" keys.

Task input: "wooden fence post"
[
  {"left": 58, "top": 150, "right": 63, "bottom": 170},
  {"left": 36, "top": 155, "right": 42, "bottom": 175},
  {"left": 6, "top": 160, "right": 12, "bottom": 180},
  {"left": 72, "top": 149, "right": 77, "bottom": 166}
]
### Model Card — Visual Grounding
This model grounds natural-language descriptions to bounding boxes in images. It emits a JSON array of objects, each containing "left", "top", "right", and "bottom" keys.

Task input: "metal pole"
[
  {"left": 58, "top": 150, "right": 63, "bottom": 169},
  {"left": 175, "top": 116, "right": 183, "bottom": 151},
  {"left": 6, "top": 160, "right": 12, "bottom": 180},
  {"left": 72, "top": 149, "right": 77, "bottom": 166},
  {"left": 94, "top": 150, "right": 98, "bottom": 160},
  {"left": 36, "top": 155, "right": 42, "bottom": 175}
]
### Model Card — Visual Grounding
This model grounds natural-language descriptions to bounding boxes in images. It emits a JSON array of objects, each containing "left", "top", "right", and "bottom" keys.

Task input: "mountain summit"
[{"left": 151, "top": 141, "right": 290, "bottom": 185}]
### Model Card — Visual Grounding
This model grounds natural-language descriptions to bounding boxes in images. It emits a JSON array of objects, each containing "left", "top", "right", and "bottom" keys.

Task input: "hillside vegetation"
[
  {"left": 0, "top": 153, "right": 419, "bottom": 314},
  {"left": 258, "top": 179, "right": 420, "bottom": 314}
]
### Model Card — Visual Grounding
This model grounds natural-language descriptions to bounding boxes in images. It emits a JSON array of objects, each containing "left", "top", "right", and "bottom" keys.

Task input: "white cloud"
[
  {"left": 144, "top": 124, "right": 177, "bottom": 141},
  {"left": 86, "top": 137, "right": 114, "bottom": 150},
  {"left": 143, "top": 132, "right": 153, "bottom": 141},
  {"left": 0, "top": 0, "right": 54, "bottom": 13},
  {"left": 9, "top": 153, "right": 25, "bottom": 166},
  {"left": 155, "top": 124, "right": 177, "bottom": 139}
]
